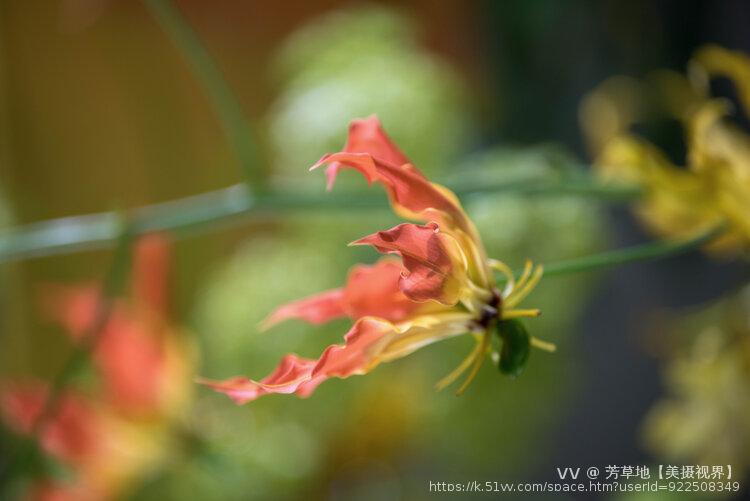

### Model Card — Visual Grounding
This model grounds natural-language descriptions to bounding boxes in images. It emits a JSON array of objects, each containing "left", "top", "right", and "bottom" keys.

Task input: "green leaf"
[{"left": 496, "top": 319, "right": 531, "bottom": 377}]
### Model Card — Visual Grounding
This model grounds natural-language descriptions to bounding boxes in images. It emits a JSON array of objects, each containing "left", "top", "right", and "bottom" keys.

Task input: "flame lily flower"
[
  {"left": 581, "top": 45, "right": 750, "bottom": 253},
  {"left": 200, "top": 116, "right": 553, "bottom": 404}
]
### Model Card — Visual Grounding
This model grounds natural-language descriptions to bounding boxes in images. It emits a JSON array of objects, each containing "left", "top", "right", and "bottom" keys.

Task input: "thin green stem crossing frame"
[
  {"left": 541, "top": 223, "right": 727, "bottom": 277},
  {"left": 0, "top": 178, "right": 638, "bottom": 263}
]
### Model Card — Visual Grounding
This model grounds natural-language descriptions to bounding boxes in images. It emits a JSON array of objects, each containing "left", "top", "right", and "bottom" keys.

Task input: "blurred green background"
[{"left": 0, "top": 1, "right": 749, "bottom": 500}]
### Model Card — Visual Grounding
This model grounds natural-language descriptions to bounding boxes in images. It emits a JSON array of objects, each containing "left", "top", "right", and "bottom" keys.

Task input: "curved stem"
[{"left": 143, "top": 0, "right": 260, "bottom": 188}]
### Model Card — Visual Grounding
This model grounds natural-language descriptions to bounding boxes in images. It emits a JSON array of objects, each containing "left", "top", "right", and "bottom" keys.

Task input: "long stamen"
[
  {"left": 456, "top": 329, "right": 491, "bottom": 396},
  {"left": 435, "top": 340, "right": 482, "bottom": 391},
  {"left": 512, "top": 260, "right": 534, "bottom": 296},
  {"left": 502, "top": 308, "right": 541, "bottom": 319},
  {"left": 488, "top": 259, "right": 515, "bottom": 298},
  {"left": 466, "top": 279, "right": 492, "bottom": 302},
  {"left": 465, "top": 235, "right": 491, "bottom": 289},
  {"left": 506, "top": 264, "right": 544, "bottom": 308},
  {"left": 531, "top": 336, "right": 557, "bottom": 352},
  {"left": 460, "top": 297, "right": 479, "bottom": 315}
]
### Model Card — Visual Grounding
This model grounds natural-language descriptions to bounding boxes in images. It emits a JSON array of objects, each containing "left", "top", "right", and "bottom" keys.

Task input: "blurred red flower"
[{"left": 1, "top": 235, "right": 193, "bottom": 500}]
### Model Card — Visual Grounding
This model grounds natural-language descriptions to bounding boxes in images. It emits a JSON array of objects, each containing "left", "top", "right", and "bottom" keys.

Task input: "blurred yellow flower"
[
  {"left": 580, "top": 45, "right": 750, "bottom": 254},
  {"left": 643, "top": 288, "right": 750, "bottom": 475},
  {"left": 597, "top": 136, "right": 723, "bottom": 246}
]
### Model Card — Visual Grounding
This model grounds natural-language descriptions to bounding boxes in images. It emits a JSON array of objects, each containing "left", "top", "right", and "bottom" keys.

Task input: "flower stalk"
[
  {"left": 541, "top": 223, "right": 727, "bottom": 278},
  {"left": 143, "top": 0, "right": 261, "bottom": 188}
]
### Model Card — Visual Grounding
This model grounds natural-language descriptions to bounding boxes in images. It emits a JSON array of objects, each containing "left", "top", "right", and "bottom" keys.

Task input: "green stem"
[
  {"left": 143, "top": 0, "right": 260, "bottom": 188},
  {"left": 37, "top": 224, "right": 134, "bottom": 429},
  {"left": 451, "top": 176, "right": 639, "bottom": 201},
  {"left": 0, "top": 222, "right": 134, "bottom": 490},
  {"left": 0, "top": 178, "right": 638, "bottom": 263},
  {"left": 537, "top": 223, "right": 727, "bottom": 278}
]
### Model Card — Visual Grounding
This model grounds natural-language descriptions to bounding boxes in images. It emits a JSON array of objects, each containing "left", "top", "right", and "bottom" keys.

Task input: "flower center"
[{"left": 477, "top": 288, "right": 502, "bottom": 328}]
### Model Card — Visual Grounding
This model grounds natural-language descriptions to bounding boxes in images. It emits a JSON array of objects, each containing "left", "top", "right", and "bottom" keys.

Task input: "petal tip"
[
  {"left": 309, "top": 154, "right": 331, "bottom": 173},
  {"left": 348, "top": 236, "right": 370, "bottom": 247},
  {"left": 257, "top": 317, "right": 274, "bottom": 332}
]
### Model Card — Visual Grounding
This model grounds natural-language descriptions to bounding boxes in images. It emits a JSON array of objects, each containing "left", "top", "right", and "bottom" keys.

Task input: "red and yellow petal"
[
  {"left": 313, "top": 151, "right": 470, "bottom": 233},
  {"left": 199, "top": 318, "right": 391, "bottom": 403},
  {"left": 262, "top": 259, "right": 434, "bottom": 329},
  {"left": 310, "top": 115, "right": 469, "bottom": 232},
  {"left": 352, "top": 222, "right": 468, "bottom": 305},
  {"left": 342, "top": 259, "right": 428, "bottom": 321},
  {"left": 309, "top": 318, "right": 394, "bottom": 378},
  {"left": 311, "top": 116, "right": 492, "bottom": 288},
  {"left": 262, "top": 288, "right": 347, "bottom": 329},
  {"left": 197, "top": 354, "right": 324, "bottom": 404},
  {"left": 322, "top": 115, "right": 410, "bottom": 190},
  {"left": 201, "top": 313, "right": 473, "bottom": 404},
  {"left": 371, "top": 312, "right": 474, "bottom": 364},
  {"left": 337, "top": 115, "right": 411, "bottom": 166}
]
